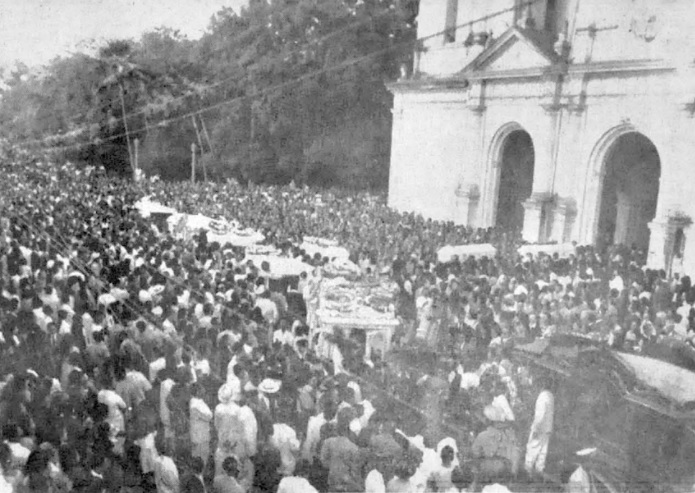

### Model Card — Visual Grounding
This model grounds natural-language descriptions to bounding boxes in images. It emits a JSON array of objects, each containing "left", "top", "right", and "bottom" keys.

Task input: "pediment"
[{"left": 462, "top": 27, "right": 559, "bottom": 75}]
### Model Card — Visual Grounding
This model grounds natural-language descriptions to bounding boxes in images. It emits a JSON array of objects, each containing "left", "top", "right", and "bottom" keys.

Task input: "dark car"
[{"left": 513, "top": 335, "right": 695, "bottom": 493}]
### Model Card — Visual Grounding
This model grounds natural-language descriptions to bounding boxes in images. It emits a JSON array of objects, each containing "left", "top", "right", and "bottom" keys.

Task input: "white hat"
[{"left": 258, "top": 378, "right": 281, "bottom": 394}]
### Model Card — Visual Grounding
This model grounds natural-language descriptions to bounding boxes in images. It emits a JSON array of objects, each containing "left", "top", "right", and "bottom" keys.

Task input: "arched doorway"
[
  {"left": 596, "top": 132, "right": 660, "bottom": 250},
  {"left": 495, "top": 130, "right": 535, "bottom": 233}
]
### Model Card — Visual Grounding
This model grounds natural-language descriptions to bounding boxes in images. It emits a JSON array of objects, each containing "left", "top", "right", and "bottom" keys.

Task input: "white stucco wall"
[{"left": 389, "top": 0, "right": 695, "bottom": 270}]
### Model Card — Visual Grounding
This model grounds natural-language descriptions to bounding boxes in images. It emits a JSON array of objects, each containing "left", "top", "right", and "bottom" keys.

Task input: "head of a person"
[
  {"left": 440, "top": 445, "right": 455, "bottom": 467},
  {"left": 451, "top": 465, "right": 474, "bottom": 491},
  {"left": 222, "top": 456, "right": 239, "bottom": 478}
]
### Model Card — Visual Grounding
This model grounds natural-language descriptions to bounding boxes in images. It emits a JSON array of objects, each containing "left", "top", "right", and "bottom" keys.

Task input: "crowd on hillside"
[{"left": 0, "top": 145, "right": 694, "bottom": 493}]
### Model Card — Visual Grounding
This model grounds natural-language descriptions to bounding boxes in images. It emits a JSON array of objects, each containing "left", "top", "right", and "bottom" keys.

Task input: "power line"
[
  {"left": 23, "top": 0, "right": 540, "bottom": 153},
  {"left": 17, "top": 4, "right": 412, "bottom": 146}
]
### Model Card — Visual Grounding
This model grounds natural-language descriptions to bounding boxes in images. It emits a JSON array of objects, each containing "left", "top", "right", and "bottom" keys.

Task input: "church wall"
[
  {"left": 475, "top": 78, "right": 557, "bottom": 227},
  {"left": 388, "top": 91, "right": 472, "bottom": 223},
  {"left": 390, "top": 0, "right": 695, "bottom": 271},
  {"left": 418, "top": 0, "right": 517, "bottom": 77},
  {"left": 571, "top": 0, "right": 695, "bottom": 66}
]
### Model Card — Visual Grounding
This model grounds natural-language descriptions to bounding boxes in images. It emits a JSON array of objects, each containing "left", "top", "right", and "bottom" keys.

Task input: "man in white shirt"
[
  {"left": 270, "top": 422, "right": 300, "bottom": 477},
  {"left": 154, "top": 439, "right": 179, "bottom": 493},
  {"left": 190, "top": 383, "right": 213, "bottom": 467},
  {"left": 255, "top": 285, "right": 279, "bottom": 324},
  {"left": 214, "top": 382, "right": 243, "bottom": 476},
  {"left": 525, "top": 377, "right": 555, "bottom": 476}
]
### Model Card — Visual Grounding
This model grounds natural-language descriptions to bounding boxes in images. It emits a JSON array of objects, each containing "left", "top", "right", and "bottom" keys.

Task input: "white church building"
[{"left": 387, "top": 0, "right": 695, "bottom": 275}]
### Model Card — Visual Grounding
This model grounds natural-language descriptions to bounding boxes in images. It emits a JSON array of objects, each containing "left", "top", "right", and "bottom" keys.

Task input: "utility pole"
[
  {"left": 118, "top": 82, "right": 135, "bottom": 178},
  {"left": 200, "top": 114, "right": 214, "bottom": 154},
  {"left": 191, "top": 143, "right": 197, "bottom": 184},
  {"left": 191, "top": 116, "right": 208, "bottom": 182},
  {"left": 134, "top": 138, "right": 140, "bottom": 178}
]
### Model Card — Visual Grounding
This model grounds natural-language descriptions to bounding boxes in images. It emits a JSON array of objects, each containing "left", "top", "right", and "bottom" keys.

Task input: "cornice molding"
[
  {"left": 567, "top": 58, "right": 675, "bottom": 75},
  {"left": 386, "top": 78, "right": 470, "bottom": 94}
]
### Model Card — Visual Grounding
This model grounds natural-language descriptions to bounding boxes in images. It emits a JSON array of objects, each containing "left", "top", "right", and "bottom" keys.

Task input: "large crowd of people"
[{"left": 0, "top": 141, "right": 693, "bottom": 493}]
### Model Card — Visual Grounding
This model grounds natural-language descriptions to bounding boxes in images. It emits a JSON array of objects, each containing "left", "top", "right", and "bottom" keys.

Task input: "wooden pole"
[
  {"left": 134, "top": 138, "right": 139, "bottom": 176},
  {"left": 118, "top": 82, "right": 135, "bottom": 177},
  {"left": 191, "top": 143, "right": 197, "bottom": 184},
  {"left": 191, "top": 116, "right": 207, "bottom": 182},
  {"left": 200, "top": 114, "right": 214, "bottom": 154},
  {"left": 191, "top": 115, "right": 204, "bottom": 151}
]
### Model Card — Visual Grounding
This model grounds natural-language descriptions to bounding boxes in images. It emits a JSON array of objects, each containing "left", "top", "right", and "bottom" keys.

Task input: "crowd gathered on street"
[{"left": 0, "top": 143, "right": 694, "bottom": 493}]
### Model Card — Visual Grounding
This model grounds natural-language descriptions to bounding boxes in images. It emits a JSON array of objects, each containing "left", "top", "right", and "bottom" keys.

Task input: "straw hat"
[{"left": 258, "top": 378, "right": 281, "bottom": 394}]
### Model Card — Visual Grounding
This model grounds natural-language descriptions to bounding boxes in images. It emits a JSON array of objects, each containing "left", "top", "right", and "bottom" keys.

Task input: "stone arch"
[
  {"left": 486, "top": 122, "right": 536, "bottom": 232},
  {"left": 588, "top": 125, "right": 661, "bottom": 250}
]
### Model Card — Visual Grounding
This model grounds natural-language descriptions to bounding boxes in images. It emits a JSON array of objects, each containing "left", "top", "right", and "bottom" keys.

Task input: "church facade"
[{"left": 387, "top": 0, "right": 695, "bottom": 275}]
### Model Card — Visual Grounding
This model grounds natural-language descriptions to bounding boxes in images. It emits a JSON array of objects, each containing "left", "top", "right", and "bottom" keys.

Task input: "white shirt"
[
  {"left": 135, "top": 432, "right": 159, "bottom": 474},
  {"left": 365, "top": 469, "right": 386, "bottom": 493},
  {"left": 302, "top": 413, "right": 326, "bottom": 461},
  {"left": 531, "top": 390, "right": 554, "bottom": 436},
  {"left": 98, "top": 389, "right": 126, "bottom": 435},
  {"left": 149, "top": 357, "right": 166, "bottom": 382},
  {"left": 277, "top": 476, "right": 319, "bottom": 493},
  {"left": 190, "top": 397, "right": 213, "bottom": 445},
  {"left": 239, "top": 405, "right": 258, "bottom": 457},
  {"left": 154, "top": 455, "right": 179, "bottom": 493},
  {"left": 160, "top": 379, "right": 175, "bottom": 430},
  {"left": 270, "top": 423, "right": 300, "bottom": 476}
]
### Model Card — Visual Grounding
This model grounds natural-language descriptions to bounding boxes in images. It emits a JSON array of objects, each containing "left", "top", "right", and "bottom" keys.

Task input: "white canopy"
[
  {"left": 517, "top": 243, "right": 576, "bottom": 259},
  {"left": 134, "top": 196, "right": 177, "bottom": 217},
  {"left": 615, "top": 352, "right": 695, "bottom": 405},
  {"left": 245, "top": 255, "right": 313, "bottom": 278},
  {"left": 437, "top": 244, "right": 497, "bottom": 263},
  {"left": 300, "top": 238, "right": 350, "bottom": 261},
  {"left": 167, "top": 213, "right": 264, "bottom": 247}
]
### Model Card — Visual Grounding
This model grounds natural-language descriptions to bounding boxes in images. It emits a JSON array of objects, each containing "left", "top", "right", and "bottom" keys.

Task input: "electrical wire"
[{"left": 21, "top": 0, "right": 541, "bottom": 152}]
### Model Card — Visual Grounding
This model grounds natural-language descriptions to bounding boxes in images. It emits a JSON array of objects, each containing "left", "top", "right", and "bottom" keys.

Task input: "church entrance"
[
  {"left": 495, "top": 130, "right": 535, "bottom": 233},
  {"left": 596, "top": 132, "right": 660, "bottom": 251}
]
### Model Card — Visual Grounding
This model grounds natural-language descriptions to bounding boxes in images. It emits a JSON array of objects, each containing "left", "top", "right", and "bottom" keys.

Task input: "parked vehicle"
[{"left": 513, "top": 335, "right": 695, "bottom": 493}]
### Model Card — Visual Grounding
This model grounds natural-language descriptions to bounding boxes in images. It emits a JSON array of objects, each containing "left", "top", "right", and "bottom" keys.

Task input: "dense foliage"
[{"left": 0, "top": 0, "right": 419, "bottom": 189}]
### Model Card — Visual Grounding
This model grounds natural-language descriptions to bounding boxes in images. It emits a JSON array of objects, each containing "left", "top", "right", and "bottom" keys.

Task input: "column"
[
  {"left": 614, "top": 191, "right": 631, "bottom": 245},
  {"left": 647, "top": 220, "right": 669, "bottom": 271},
  {"left": 455, "top": 183, "right": 480, "bottom": 227},
  {"left": 549, "top": 197, "right": 577, "bottom": 243},
  {"left": 522, "top": 193, "right": 552, "bottom": 243}
]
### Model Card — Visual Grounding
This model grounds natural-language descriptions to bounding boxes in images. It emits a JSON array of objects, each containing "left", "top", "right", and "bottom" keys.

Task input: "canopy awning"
[
  {"left": 437, "top": 244, "right": 497, "bottom": 263},
  {"left": 614, "top": 352, "right": 695, "bottom": 406}
]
